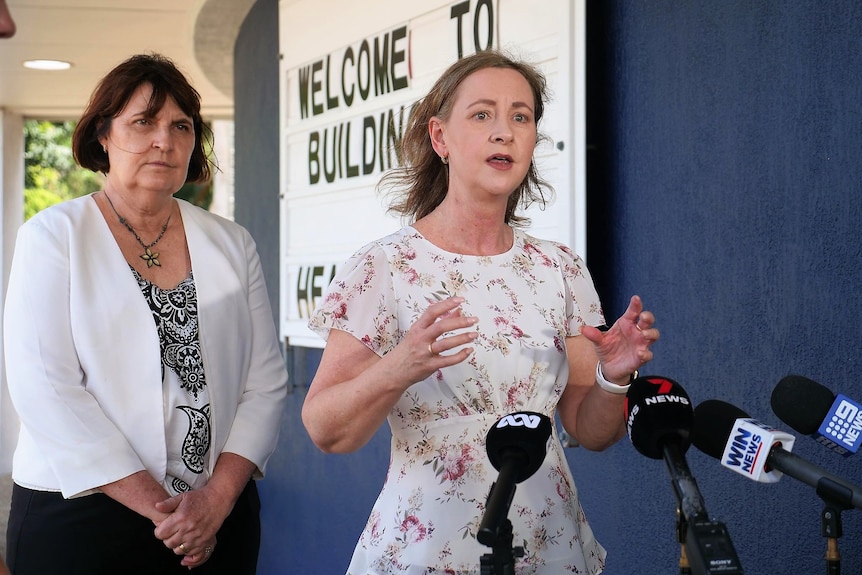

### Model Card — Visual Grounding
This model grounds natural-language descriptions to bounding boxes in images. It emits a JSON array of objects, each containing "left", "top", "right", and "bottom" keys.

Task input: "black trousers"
[{"left": 6, "top": 480, "right": 261, "bottom": 575}]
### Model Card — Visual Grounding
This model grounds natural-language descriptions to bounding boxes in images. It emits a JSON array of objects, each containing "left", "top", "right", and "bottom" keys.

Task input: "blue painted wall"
[
  {"left": 583, "top": 1, "right": 862, "bottom": 573},
  {"left": 236, "top": 1, "right": 862, "bottom": 573},
  {"left": 234, "top": 0, "right": 281, "bottom": 329}
]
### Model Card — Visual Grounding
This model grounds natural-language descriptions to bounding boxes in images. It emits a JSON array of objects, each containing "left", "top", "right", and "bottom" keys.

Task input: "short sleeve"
[
  {"left": 308, "top": 241, "right": 402, "bottom": 356},
  {"left": 554, "top": 242, "right": 605, "bottom": 336}
]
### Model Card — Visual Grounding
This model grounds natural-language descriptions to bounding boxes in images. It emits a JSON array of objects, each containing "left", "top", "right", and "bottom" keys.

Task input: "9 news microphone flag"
[{"left": 772, "top": 375, "right": 862, "bottom": 457}]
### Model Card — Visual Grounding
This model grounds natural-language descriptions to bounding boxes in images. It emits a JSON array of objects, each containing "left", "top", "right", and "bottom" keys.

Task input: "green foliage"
[
  {"left": 24, "top": 120, "right": 75, "bottom": 181},
  {"left": 176, "top": 181, "right": 213, "bottom": 208},
  {"left": 24, "top": 188, "right": 65, "bottom": 221},
  {"left": 24, "top": 120, "right": 103, "bottom": 219}
]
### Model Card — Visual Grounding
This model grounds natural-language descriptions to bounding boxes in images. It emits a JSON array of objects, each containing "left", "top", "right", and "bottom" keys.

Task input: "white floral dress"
[{"left": 309, "top": 226, "right": 608, "bottom": 575}]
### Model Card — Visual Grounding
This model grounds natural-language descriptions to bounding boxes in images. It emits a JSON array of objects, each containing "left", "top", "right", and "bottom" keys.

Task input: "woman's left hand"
[
  {"left": 580, "top": 295, "right": 659, "bottom": 383},
  {"left": 175, "top": 536, "right": 217, "bottom": 568}
]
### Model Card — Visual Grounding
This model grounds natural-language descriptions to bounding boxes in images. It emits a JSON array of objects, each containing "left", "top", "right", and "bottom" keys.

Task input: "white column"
[
  {"left": 0, "top": 109, "right": 24, "bottom": 474},
  {"left": 210, "top": 119, "right": 235, "bottom": 220}
]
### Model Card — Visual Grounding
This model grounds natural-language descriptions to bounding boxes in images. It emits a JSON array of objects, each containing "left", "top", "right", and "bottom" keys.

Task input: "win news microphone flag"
[
  {"left": 691, "top": 399, "right": 862, "bottom": 510},
  {"left": 771, "top": 375, "right": 862, "bottom": 457},
  {"left": 691, "top": 399, "right": 794, "bottom": 484}
]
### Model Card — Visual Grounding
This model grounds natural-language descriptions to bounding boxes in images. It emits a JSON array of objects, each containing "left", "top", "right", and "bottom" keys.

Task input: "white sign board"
[{"left": 279, "top": 0, "right": 585, "bottom": 347}]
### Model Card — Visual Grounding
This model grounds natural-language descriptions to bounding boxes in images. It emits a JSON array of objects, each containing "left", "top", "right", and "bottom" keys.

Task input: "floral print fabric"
[{"left": 309, "top": 226, "right": 608, "bottom": 575}]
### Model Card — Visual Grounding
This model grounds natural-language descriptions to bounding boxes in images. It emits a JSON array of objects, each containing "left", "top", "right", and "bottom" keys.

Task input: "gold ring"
[
  {"left": 179, "top": 543, "right": 187, "bottom": 552},
  {"left": 428, "top": 342, "right": 436, "bottom": 355}
]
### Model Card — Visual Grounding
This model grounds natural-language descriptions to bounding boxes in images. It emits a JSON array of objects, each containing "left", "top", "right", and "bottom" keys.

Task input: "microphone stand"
[
  {"left": 662, "top": 441, "right": 744, "bottom": 575},
  {"left": 816, "top": 477, "right": 853, "bottom": 575},
  {"left": 477, "top": 455, "right": 525, "bottom": 575},
  {"left": 479, "top": 517, "right": 524, "bottom": 575},
  {"left": 676, "top": 507, "right": 693, "bottom": 575}
]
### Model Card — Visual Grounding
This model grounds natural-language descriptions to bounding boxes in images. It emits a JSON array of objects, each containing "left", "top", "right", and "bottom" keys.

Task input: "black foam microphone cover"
[
  {"left": 625, "top": 375, "right": 693, "bottom": 460},
  {"left": 485, "top": 411, "right": 552, "bottom": 483},
  {"left": 691, "top": 399, "right": 750, "bottom": 460},
  {"left": 771, "top": 375, "right": 836, "bottom": 435}
]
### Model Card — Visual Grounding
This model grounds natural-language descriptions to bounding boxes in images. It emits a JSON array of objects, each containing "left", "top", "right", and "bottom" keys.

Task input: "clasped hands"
[{"left": 153, "top": 487, "right": 225, "bottom": 568}]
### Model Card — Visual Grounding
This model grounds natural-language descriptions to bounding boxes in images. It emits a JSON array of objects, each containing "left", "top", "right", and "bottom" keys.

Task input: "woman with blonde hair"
[{"left": 303, "top": 50, "right": 659, "bottom": 574}]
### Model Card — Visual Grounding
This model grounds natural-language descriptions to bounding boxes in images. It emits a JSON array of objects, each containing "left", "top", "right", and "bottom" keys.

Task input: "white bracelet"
[{"left": 595, "top": 362, "right": 636, "bottom": 394}]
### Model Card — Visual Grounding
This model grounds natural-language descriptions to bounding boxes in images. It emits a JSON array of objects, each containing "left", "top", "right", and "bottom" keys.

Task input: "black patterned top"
[{"left": 132, "top": 267, "right": 211, "bottom": 495}]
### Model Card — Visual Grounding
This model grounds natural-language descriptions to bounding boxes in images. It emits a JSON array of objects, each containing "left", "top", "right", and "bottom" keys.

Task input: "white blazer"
[{"left": 3, "top": 194, "right": 288, "bottom": 498}]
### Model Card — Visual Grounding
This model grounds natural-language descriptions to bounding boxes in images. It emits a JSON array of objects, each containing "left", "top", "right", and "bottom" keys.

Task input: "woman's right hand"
[
  {"left": 393, "top": 296, "right": 478, "bottom": 385},
  {"left": 303, "top": 296, "right": 478, "bottom": 453}
]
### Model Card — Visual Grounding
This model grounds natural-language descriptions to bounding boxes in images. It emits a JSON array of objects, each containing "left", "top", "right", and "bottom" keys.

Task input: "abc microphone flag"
[
  {"left": 478, "top": 411, "right": 552, "bottom": 547},
  {"left": 484, "top": 412, "right": 553, "bottom": 480}
]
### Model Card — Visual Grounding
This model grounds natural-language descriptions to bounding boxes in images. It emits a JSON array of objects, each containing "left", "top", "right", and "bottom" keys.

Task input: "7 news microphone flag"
[{"left": 626, "top": 376, "right": 743, "bottom": 575}]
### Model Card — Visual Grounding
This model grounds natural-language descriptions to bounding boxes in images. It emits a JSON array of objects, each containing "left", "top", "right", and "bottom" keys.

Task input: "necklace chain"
[{"left": 104, "top": 192, "right": 171, "bottom": 268}]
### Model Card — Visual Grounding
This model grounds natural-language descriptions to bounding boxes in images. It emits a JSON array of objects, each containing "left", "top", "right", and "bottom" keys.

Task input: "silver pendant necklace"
[{"left": 104, "top": 192, "right": 171, "bottom": 268}]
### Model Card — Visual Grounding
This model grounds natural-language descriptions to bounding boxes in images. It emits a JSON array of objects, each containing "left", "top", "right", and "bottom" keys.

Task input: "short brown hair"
[
  {"left": 72, "top": 53, "right": 212, "bottom": 183},
  {"left": 382, "top": 49, "right": 552, "bottom": 226}
]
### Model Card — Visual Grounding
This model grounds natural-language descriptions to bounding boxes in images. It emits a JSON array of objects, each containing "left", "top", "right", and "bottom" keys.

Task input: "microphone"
[
  {"left": 625, "top": 374, "right": 693, "bottom": 460},
  {"left": 692, "top": 399, "right": 794, "bottom": 484},
  {"left": 691, "top": 399, "right": 862, "bottom": 510},
  {"left": 477, "top": 411, "right": 552, "bottom": 547},
  {"left": 771, "top": 375, "right": 861, "bottom": 457},
  {"left": 626, "top": 376, "right": 743, "bottom": 575}
]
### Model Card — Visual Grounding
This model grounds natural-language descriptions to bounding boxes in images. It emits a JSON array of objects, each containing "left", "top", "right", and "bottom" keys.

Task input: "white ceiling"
[{"left": 0, "top": 0, "right": 256, "bottom": 120}]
